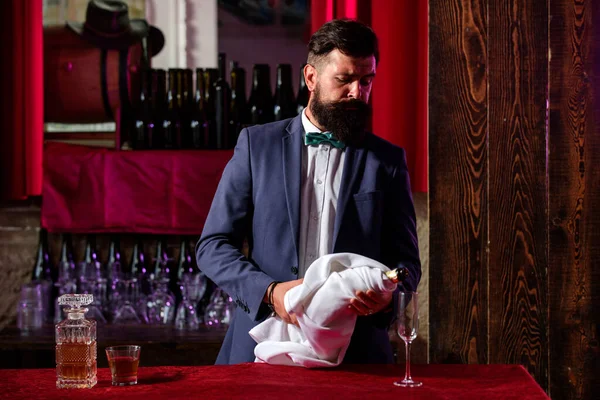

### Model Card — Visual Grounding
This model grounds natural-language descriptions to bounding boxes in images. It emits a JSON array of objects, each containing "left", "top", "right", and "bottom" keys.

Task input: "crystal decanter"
[{"left": 55, "top": 294, "right": 97, "bottom": 389}]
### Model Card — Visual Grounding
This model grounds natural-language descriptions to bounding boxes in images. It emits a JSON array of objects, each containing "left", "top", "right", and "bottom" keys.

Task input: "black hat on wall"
[{"left": 67, "top": 0, "right": 165, "bottom": 55}]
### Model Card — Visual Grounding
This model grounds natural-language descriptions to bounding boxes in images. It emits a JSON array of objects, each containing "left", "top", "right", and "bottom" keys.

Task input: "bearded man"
[{"left": 196, "top": 19, "right": 421, "bottom": 365}]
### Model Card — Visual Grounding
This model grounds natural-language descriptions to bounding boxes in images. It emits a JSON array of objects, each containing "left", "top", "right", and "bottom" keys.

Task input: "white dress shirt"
[{"left": 298, "top": 110, "right": 346, "bottom": 277}]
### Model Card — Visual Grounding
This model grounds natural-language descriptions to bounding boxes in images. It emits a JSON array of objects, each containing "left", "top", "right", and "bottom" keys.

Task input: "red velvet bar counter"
[
  {"left": 0, "top": 363, "right": 549, "bottom": 399},
  {"left": 42, "top": 142, "right": 233, "bottom": 234}
]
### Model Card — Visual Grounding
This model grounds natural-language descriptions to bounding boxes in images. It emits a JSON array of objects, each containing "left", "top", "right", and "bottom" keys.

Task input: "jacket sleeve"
[
  {"left": 375, "top": 148, "right": 422, "bottom": 328},
  {"left": 195, "top": 128, "right": 273, "bottom": 322}
]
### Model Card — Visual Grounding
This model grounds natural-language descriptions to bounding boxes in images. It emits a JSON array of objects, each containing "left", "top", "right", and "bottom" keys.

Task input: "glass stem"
[{"left": 404, "top": 341, "right": 412, "bottom": 381}]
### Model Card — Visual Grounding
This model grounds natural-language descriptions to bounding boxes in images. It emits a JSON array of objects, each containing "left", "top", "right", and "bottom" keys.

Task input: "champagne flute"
[{"left": 394, "top": 291, "right": 422, "bottom": 387}]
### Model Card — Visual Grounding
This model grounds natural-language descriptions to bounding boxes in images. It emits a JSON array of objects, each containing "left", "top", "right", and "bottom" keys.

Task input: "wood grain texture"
[
  {"left": 429, "top": 0, "right": 489, "bottom": 365},
  {"left": 0, "top": 204, "right": 40, "bottom": 330},
  {"left": 430, "top": 0, "right": 599, "bottom": 397},
  {"left": 487, "top": 0, "right": 549, "bottom": 390},
  {"left": 548, "top": 0, "right": 600, "bottom": 399}
]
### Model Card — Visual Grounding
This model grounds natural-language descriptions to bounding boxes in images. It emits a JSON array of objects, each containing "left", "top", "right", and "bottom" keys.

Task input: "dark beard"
[{"left": 309, "top": 89, "right": 370, "bottom": 147}]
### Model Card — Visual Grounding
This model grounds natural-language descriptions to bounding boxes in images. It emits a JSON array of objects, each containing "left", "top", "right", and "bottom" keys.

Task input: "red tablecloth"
[
  {"left": 41, "top": 143, "right": 233, "bottom": 234},
  {"left": 0, "top": 363, "right": 549, "bottom": 399}
]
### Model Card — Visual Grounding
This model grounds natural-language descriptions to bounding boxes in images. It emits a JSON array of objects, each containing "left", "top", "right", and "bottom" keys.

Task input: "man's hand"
[
  {"left": 349, "top": 289, "right": 393, "bottom": 316},
  {"left": 267, "top": 279, "right": 303, "bottom": 325}
]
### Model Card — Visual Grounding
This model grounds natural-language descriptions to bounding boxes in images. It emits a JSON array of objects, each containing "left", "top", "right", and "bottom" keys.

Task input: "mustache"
[{"left": 327, "top": 99, "right": 369, "bottom": 110}]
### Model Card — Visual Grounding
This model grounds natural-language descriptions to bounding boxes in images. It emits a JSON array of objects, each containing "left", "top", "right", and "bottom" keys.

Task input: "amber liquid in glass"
[
  {"left": 109, "top": 356, "right": 140, "bottom": 381},
  {"left": 56, "top": 341, "right": 98, "bottom": 381}
]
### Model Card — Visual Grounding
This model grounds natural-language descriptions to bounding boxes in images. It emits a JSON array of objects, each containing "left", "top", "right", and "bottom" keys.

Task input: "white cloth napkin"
[{"left": 248, "top": 253, "right": 397, "bottom": 368}]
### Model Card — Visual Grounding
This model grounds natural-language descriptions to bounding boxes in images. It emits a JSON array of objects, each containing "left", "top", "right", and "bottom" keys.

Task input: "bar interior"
[{"left": 0, "top": 0, "right": 597, "bottom": 399}]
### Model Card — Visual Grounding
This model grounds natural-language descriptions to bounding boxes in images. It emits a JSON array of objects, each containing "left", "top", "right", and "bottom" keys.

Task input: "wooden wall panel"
[
  {"left": 430, "top": 0, "right": 599, "bottom": 398},
  {"left": 429, "top": 0, "right": 489, "bottom": 365},
  {"left": 548, "top": 0, "right": 600, "bottom": 399},
  {"left": 487, "top": 0, "right": 549, "bottom": 390}
]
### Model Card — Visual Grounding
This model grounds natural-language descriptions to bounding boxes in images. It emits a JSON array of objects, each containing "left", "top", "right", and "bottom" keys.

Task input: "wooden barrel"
[{"left": 44, "top": 26, "right": 144, "bottom": 123}]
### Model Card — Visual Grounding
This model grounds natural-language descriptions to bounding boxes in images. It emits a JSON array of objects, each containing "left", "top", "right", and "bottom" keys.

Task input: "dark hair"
[{"left": 308, "top": 19, "right": 379, "bottom": 66}]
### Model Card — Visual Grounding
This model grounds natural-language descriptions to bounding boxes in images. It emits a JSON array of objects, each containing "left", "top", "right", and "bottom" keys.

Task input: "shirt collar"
[{"left": 301, "top": 108, "right": 322, "bottom": 136}]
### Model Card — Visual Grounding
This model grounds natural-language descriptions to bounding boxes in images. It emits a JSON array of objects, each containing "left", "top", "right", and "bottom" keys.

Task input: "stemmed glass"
[
  {"left": 204, "top": 287, "right": 234, "bottom": 328},
  {"left": 174, "top": 280, "right": 200, "bottom": 330},
  {"left": 394, "top": 291, "right": 422, "bottom": 387}
]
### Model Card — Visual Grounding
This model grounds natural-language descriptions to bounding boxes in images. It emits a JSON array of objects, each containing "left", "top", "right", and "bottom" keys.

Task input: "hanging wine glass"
[{"left": 112, "top": 273, "right": 142, "bottom": 325}]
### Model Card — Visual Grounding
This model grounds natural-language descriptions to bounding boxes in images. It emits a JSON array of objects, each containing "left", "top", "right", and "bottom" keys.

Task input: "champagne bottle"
[
  {"left": 148, "top": 69, "right": 167, "bottom": 149},
  {"left": 296, "top": 63, "right": 309, "bottom": 115},
  {"left": 203, "top": 68, "right": 218, "bottom": 148},
  {"left": 385, "top": 267, "right": 410, "bottom": 283},
  {"left": 248, "top": 64, "right": 274, "bottom": 125},
  {"left": 176, "top": 238, "right": 194, "bottom": 281},
  {"left": 106, "top": 235, "right": 122, "bottom": 282},
  {"left": 129, "top": 240, "right": 146, "bottom": 277},
  {"left": 230, "top": 62, "right": 247, "bottom": 144},
  {"left": 190, "top": 68, "right": 208, "bottom": 149},
  {"left": 181, "top": 68, "right": 194, "bottom": 148},
  {"left": 79, "top": 235, "right": 107, "bottom": 323},
  {"left": 163, "top": 69, "right": 182, "bottom": 149},
  {"left": 79, "top": 235, "right": 101, "bottom": 282},
  {"left": 32, "top": 229, "right": 54, "bottom": 322},
  {"left": 152, "top": 237, "right": 168, "bottom": 279},
  {"left": 274, "top": 64, "right": 296, "bottom": 121},
  {"left": 214, "top": 53, "right": 232, "bottom": 149},
  {"left": 32, "top": 229, "right": 52, "bottom": 282},
  {"left": 54, "top": 233, "right": 76, "bottom": 323},
  {"left": 132, "top": 68, "right": 151, "bottom": 149},
  {"left": 57, "top": 233, "right": 75, "bottom": 284},
  {"left": 130, "top": 238, "right": 150, "bottom": 297}
]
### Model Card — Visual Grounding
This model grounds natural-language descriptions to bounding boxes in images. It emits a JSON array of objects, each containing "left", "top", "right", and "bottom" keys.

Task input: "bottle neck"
[
  {"left": 60, "top": 238, "right": 73, "bottom": 263},
  {"left": 218, "top": 53, "right": 227, "bottom": 80},
  {"left": 195, "top": 69, "right": 205, "bottom": 103}
]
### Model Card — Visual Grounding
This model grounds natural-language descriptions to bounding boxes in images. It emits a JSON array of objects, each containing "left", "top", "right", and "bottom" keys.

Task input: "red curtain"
[
  {"left": 310, "top": 0, "right": 428, "bottom": 193},
  {"left": 0, "top": 0, "right": 44, "bottom": 200}
]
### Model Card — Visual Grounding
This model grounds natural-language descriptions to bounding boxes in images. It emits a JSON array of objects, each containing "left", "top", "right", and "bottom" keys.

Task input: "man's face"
[
  {"left": 310, "top": 49, "right": 376, "bottom": 104},
  {"left": 306, "top": 49, "right": 376, "bottom": 145}
]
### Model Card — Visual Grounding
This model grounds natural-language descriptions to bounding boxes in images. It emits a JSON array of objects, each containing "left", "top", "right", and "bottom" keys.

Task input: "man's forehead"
[{"left": 326, "top": 55, "right": 376, "bottom": 75}]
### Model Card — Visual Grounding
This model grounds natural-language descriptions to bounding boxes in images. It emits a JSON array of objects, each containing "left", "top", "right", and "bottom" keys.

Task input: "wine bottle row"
[{"left": 130, "top": 53, "right": 309, "bottom": 151}]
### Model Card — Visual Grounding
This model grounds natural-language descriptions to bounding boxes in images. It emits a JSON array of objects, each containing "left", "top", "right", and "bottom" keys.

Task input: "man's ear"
[{"left": 304, "top": 63, "right": 318, "bottom": 92}]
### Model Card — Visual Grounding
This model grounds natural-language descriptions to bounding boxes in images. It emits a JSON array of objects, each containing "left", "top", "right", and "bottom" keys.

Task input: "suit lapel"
[
  {"left": 282, "top": 116, "right": 304, "bottom": 262},
  {"left": 333, "top": 144, "right": 367, "bottom": 251}
]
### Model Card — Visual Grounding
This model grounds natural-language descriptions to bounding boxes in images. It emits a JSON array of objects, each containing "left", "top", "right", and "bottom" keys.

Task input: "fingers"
[
  {"left": 289, "top": 313, "right": 299, "bottom": 327},
  {"left": 349, "top": 290, "right": 391, "bottom": 316},
  {"left": 271, "top": 279, "right": 304, "bottom": 325},
  {"left": 349, "top": 299, "right": 372, "bottom": 316}
]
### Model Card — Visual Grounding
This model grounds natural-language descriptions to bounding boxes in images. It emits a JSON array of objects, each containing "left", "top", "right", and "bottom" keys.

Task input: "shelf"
[
  {"left": 41, "top": 142, "right": 233, "bottom": 235},
  {"left": 0, "top": 324, "right": 226, "bottom": 368}
]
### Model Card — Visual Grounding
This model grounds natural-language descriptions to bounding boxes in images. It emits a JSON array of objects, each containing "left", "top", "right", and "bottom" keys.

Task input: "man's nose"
[{"left": 347, "top": 81, "right": 361, "bottom": 99}]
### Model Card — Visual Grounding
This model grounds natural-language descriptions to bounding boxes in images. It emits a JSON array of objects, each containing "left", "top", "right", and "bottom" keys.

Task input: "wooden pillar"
[
  {"left": 548, "top": 0, "right": 600, "bottom": 398},
  {"left": 429, "top": 0, "right": 490, "bottom": 366},
  {"left": 429, "top": 0, "right": 599, "bottom": 398}
]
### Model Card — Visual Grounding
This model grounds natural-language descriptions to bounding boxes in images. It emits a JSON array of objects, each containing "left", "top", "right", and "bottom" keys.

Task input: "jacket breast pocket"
[{"left": 352, "top": 191, "right": 383, "bottom": 256}]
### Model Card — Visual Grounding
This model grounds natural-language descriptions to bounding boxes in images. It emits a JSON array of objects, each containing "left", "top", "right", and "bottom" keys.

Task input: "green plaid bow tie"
[{"left": 304, "top": 132, "right": 346, "bottom": 149}]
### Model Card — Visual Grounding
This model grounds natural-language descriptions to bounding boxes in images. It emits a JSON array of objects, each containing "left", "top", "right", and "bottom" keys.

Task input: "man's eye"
[
  {"left": 361, "top": 78, "right": 373, "bottom": 86},
  {"left": 336, "top": 77, "right": 349, "bottom": 83}
]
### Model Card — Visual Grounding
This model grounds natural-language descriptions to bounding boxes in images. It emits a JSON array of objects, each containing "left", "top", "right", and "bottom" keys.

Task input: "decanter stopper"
[{"left": 58, "top": 293, "right": 93, "bottom": 308}]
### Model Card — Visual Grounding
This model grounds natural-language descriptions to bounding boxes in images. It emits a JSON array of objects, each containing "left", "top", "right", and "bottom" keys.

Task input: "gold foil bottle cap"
[{"left": 385, "top": 267, "right": 409, "bottom": 283}]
